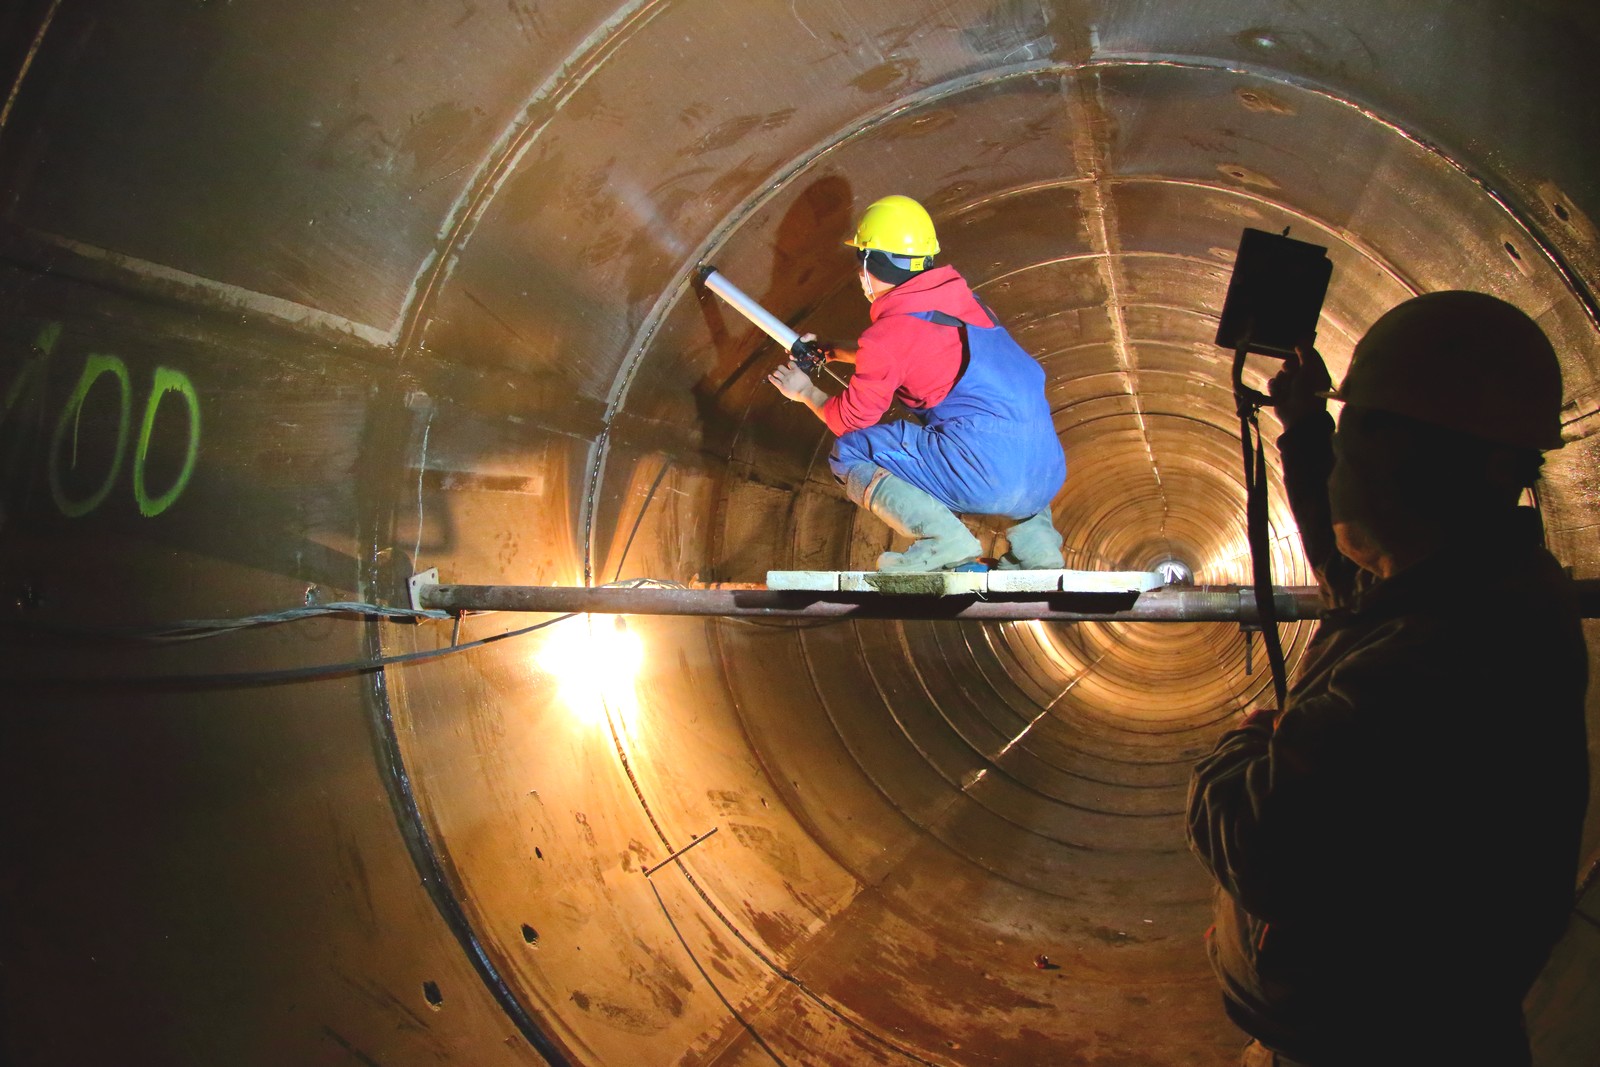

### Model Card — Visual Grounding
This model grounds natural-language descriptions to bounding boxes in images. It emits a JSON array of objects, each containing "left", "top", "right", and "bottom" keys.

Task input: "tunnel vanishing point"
[{"left": 3, "top": 2, "right": 1599, "bottom": 1065}]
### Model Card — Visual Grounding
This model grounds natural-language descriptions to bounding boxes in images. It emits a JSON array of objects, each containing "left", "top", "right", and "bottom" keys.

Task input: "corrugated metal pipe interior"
[{"left": 2, "top": 2, "right": 1598, "bottom": 1065}]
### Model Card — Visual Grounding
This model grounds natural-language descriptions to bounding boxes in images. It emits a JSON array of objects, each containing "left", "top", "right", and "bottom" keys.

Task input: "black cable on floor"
[{"left": 646, "top": 875, "right": 789, "bottom": 1066}]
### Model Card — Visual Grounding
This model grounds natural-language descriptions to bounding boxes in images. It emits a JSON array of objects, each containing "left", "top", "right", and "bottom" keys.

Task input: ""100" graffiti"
[{"left": 6, "top": 322, "right": 202, "bottom": 519}]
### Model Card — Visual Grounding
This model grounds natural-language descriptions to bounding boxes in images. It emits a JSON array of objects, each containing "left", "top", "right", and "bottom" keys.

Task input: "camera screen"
[{"left": 1214, "top": 228, "right": 1332, "bottom": 358}]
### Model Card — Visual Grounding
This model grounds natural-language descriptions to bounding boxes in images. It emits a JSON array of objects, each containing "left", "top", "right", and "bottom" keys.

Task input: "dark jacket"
[{"left": 1186, "top": 411, "right": 1589, "bottom": 1065}]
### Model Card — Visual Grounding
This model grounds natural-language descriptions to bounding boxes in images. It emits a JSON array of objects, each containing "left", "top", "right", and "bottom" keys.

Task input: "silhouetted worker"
[
  {"left": 766, "top": 194, "right": 1067, "bottom": 572},
  {"left": 1187, "top": 291, "right": 1589, "bottom": 1066}
]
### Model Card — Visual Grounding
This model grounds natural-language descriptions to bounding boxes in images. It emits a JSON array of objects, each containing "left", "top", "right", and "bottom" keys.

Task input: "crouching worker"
[{"left": 767, "top": 194, "right": 1067, "bottom": 572}]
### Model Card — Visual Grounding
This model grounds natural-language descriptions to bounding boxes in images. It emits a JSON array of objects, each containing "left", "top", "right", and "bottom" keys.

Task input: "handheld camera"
[
  {"left": 1214, "top": 227, "right": 1332, "bottom": 358},
  {"left": 1215, "top": 226, "right": 1333, "bottom": 713}
]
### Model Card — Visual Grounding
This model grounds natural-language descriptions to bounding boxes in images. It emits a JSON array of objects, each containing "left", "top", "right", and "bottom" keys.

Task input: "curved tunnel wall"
[{"left": 3, "top": 2, "right": 1600, "bottom": 1064}]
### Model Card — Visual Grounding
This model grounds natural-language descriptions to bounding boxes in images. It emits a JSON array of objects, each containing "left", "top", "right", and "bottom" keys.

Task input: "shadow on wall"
[{"left": 690, "top": 176, "right": 857, "bottom": 454}]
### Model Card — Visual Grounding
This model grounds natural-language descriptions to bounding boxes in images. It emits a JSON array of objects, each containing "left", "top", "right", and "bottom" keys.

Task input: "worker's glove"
[
  {"left": 1268, "top": 344, "right": 1333, "bottom": 429},
  {"left": 767, "top": 359, "right": 816, "bottom": 402},
  {"left": 791, "top": 332, "right": 833, "bottom": 372}
]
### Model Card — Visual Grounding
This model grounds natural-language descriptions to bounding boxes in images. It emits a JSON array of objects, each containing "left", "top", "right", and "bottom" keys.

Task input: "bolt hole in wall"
[
  {"left": 422, "top": 980, "right": 443, "bottom": 1010},
  {"left": 521, "top": 924, "right": 539, "bottom": 946},
  {"left": 1505, "top": 240, "right": 1522, "bottom": 260},
  {"left": 1554, "top": 201, "right": 1571, "bottom": 221}
]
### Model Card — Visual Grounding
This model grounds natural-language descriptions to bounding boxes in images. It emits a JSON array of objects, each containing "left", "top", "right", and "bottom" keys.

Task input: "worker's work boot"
[
  {"left": 997, "top": 509, "right": 1065, "bottom": 570},
  {"left": 862, "top": 471, "right": 982, "bottom": 572}
]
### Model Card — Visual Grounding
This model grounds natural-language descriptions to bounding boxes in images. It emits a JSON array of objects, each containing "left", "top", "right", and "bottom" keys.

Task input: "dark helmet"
[{"left": 1331, "top": 291, "right": 1564, "bottom": 450}]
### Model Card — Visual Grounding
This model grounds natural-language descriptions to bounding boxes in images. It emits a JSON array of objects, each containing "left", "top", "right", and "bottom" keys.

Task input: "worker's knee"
[{"left": 829, "top": 434, "right": 867, "bottom": 475}]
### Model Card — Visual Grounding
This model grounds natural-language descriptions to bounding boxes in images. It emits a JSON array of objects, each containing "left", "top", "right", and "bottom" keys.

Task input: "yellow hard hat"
[{"left": 846, "top": 195, "right": 941, "bottom": 258}]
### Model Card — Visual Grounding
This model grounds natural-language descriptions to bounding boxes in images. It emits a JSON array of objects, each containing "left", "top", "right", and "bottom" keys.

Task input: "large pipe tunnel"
[{"left": 4, "top": 2, "right": 1600, "bottom": 1064}]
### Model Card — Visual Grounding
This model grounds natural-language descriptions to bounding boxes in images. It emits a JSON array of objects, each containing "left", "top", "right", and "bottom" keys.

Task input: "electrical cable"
[
  {"left": 5, "top": 575, "right": 701, "bottom": 687},
  {"left": 587, "top": 454, "right": 941, "bottom": 1062},
  {"left": 611, "top": 457, "right": 677, "bottom": 585},
  {"left": 9, "top": 612, "right": 582, "bottom": 689},
  {"left": 6, "top": 601, "right": 452, "bottom": 642},
  {"left": 1232, "top": 341, "right": 1290, "bottom": 710},
  {"left": 601, "top": 651, "right": 942, "bottom": 1067},
  {"left": 646, "top": 877, "right": 789, "bottom": 1066},
  {"left": 604, "top": 444, "right": 845, "bottom": 629}
]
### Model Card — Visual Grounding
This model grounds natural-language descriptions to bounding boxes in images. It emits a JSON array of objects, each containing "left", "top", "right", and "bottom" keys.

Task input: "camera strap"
[{"left": 1233, "top": 342, "right": 1290, "bottom": 711}]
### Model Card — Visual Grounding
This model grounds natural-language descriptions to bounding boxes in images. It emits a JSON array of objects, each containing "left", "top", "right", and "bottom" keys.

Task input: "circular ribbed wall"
[{"left": 3, "top": 3, "right": 1599, "bottom": 1066}]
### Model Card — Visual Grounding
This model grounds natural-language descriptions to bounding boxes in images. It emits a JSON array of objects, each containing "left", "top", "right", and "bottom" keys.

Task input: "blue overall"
[{"left": 830, "top": 310, "right": 1066, "bottom": 518}]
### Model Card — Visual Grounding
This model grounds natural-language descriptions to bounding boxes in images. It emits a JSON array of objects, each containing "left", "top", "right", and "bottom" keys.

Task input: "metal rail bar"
[
  {"left": 642, "top": 827, "right": 719, "bottom": 878},
  {"left": 421, "top": 578, "right": 1600, "bottom": 620},
  {"left": 418, "top": 583, "right": 1327, "bottom": 623}
]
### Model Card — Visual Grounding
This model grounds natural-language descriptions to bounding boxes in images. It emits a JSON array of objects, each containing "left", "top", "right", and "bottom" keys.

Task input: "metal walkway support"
[{"left": 416, "top": 583, "right": 1327, "bottom": 623}]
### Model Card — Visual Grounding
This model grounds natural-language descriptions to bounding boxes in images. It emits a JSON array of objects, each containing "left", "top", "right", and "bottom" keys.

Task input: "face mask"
[
  {"left": 1329, "top": 408, "right": 1458, "bottom": 566},
  {"left": 859, "top": 266, "right": 876, "bottom": 303},
  {"left": 1327, "top": 419, "right": 1418, "bottom": 574},
  {"left": 1328, "top": 416, "right": 1396, "bottom": 526}
]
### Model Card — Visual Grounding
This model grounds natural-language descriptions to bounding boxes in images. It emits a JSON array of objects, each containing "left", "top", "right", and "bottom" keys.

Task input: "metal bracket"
[
  {"left": 408, "top": 567, "right": 439, "bottom": 612},
  {"left": 1239, "top": 622, "right": 1260, "bottom": 675}
]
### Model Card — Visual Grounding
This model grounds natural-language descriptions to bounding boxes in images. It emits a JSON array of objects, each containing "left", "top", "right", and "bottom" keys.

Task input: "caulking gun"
[{"left": 696, "top": 266, "right": 843, "bottom": 383}]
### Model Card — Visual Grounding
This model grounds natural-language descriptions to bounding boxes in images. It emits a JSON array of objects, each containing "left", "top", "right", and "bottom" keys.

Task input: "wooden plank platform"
[{"left": 764, "top": 569, "right": 1168, "bottom": 596}]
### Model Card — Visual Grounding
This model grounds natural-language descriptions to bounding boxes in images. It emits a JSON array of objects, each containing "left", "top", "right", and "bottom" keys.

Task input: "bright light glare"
[{"left": 535, "top": 615, "right": 644, "bottom": 722}]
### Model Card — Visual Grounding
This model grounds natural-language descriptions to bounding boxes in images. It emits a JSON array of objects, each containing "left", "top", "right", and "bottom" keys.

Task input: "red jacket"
[{"left": 821, "top": 266, "right": 994, "bottom": 436}]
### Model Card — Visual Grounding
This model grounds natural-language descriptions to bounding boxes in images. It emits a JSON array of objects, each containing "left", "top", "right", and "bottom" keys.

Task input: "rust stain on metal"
[
  {"left": 743, "top": 904, "right": 809, "bottom": 955},
  {"left": 849, "top": 58, "right": 920, "bottom": 93},
  {"left": 681, "top": 109, "right": 797, "bottom": 155}
]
